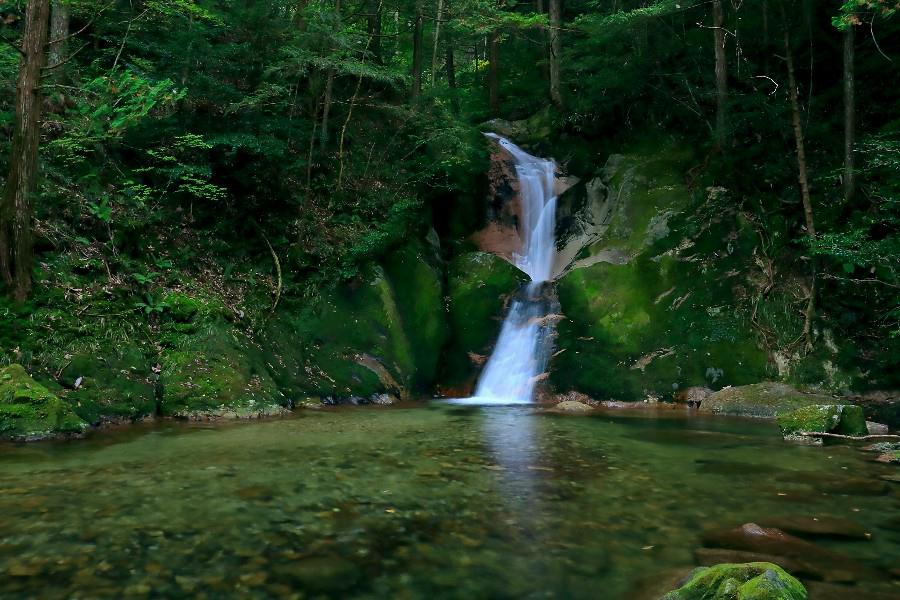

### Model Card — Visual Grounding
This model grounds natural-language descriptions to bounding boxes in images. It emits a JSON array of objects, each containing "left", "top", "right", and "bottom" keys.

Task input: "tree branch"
[{"left": 796, "top": 431, "right": 900, "bottom": 441}]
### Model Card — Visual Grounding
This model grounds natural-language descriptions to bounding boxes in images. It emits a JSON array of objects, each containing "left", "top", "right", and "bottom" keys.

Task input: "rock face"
[
  {"left": 265, "top": 243, "right": 449, "bottom": 403},
  {"left": 442, "top": 251, "right": 528, "bottom": 390},
  {"left": 550, "top": 400, "right": 594, "bottom": 413},
  {"left": 0, "top": 364, "right": 87, "bottom": 440},
  {"left": 777, "top": 404, "right": 868, "bottom": 440},
  {"left": 661, "top": 562, "right": 807, "bottom": 600},
  {"left": 57, "top": 345, "right": 157, "bottom": 424},
  {"left": 159, "top": 326, "right": 286, "bottom": 419},
  {"left": 699, "top": 383, "right": 834, "bottom": 418},
  {"left": 550, "top": 145, "right": 769, "bottom": 401}
]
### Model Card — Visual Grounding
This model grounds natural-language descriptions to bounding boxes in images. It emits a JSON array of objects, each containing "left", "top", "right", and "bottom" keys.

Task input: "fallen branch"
[{"left": 797, "top": 431, "right": 900, "bottom": 441}]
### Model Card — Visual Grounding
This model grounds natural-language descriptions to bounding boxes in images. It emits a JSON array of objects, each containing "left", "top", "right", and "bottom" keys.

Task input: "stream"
[{"left": 1, "top": 405, "right": 898, "bottom": 599}]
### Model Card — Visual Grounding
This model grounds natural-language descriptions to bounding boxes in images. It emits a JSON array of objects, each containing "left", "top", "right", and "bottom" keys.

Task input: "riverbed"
[{"left": 1, "top": 404, "right": 898, "bottom": 598}]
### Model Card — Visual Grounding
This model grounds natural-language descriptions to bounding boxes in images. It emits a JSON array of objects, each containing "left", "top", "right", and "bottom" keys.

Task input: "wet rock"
[
  {"left": 674, "top": 387, "right": 713, "bottom": 408},
  {"left": 700, "top": 383, "right": 835, "bottom": 418},
  {"left": 0, "top": 364, "right": 88, "bottom": 441},
  {"left": 551, "top": 400, "right": 594, "bottom": 414},
  {"left": 846, "top": 390, "right": 900, "bottom": 429},
  {"left": 866, "top": 421, "right": 889, "bottom": 435},
  {"left": 804, "top": 581, "right": 900, "bottom": 600},
  {"left": 370, "top": 393, "right": 398, "bottom": 406},
  {"left": 874, "top": 451, "right": 900, "bottom": 464},
  {"left": 778, "top": 405, "right": 868, "bottom": 440},
  {"left": 700, "top": 523, "right": 873, "bottom": 583},
  {"left": 758, "top": 516, "right": 870, "bottom": 540},
  {"left": 660, "top": 562, "right": 806, "bottom": 600}
]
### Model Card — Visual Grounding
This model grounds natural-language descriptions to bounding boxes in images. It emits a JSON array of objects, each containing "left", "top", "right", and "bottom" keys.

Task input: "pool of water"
[{"left": 1, "top": 404, "right": 898, "bottom": 599}]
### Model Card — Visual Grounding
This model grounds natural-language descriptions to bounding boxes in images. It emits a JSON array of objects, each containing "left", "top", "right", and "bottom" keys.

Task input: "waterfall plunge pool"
[{"left": 1, "top": 403, "right": 898, "bottom": 599}]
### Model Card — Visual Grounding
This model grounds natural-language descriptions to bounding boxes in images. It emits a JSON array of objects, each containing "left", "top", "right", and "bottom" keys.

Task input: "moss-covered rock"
[
  {"left": 56, "top": 346, "right": 156, "bottom": 424},
  {"left": 662, "top": 562, "right": 807, "bottom": 600},
  {"left": 443, "top": 251, "right": 528, "bottom": 388},
  {"left": 777, "top": 404, "right": 868, "bottom": 438},
  {"left": 159, "top": 324, "right": 286, "bottom": 419},
  {"left": 551, "top": 146, "right": 769, "bottom": 400},
  {"left": 0, "top": 364, "right": 87, "bottom": 440},
  {"left": 700, "top": 383, "right": 834, "bottom": 418},
  {"left": 264, "top": 243, "right": 448, "bottom": 402}
]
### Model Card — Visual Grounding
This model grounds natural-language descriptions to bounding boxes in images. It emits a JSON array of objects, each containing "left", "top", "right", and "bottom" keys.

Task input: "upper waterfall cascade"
[{"left": 465, "top": 135, "right": 559, "bottom": 405}]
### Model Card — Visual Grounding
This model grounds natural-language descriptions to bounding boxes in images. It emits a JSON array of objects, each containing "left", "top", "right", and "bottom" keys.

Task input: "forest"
[{"left": 1, "top": 0, "right": 899, "bottom": 598}]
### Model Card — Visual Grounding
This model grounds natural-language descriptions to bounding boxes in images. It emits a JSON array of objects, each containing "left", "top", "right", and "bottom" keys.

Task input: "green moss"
[
  {"left": 550, "top": 146, "right": 770, "bottom": 401},
  {"left": 443, "top": 251, "right": 528, "bottom": 386},
  {"left": 777, "top": 404, "right": 867, "bottom": 437},
  {"left": 264, "top": 246, "right": 448, "bottom": 401},
  {"left": 383, "top": 243, "right": 449, "bottom": 389},
  {"left": 56, "top": 346, "right": 157, "bottom": 424},
  {"left": 663, "top": 562, "right": 806, "bottom": 600},
  {"left": 0, "top": 364, "right": 87, "bottom": 440},
  {"left": 159, "top": 325, "right": 285, "bottom": 418},
  {"left": 700, "top": 383, "right": 833, "bottom": 417}
]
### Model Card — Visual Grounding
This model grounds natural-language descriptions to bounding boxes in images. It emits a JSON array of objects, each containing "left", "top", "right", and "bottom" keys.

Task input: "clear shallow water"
[{"left": 1, "top": 405, "right": 898, "bottom": 599}]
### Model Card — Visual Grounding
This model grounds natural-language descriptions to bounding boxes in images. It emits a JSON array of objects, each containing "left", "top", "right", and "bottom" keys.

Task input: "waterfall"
[{"left": 467, "top": 135, "right": 558, "bottom": 404}]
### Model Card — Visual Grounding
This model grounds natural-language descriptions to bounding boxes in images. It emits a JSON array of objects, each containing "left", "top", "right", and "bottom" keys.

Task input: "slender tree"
[
  {"left": 548, "top": 0, "right": 562, "bottom": 107},
  {"left": 488, "top": 28, "right": 500, "bottom": 115},
  {"left": 843, "top": 22, "right": 855, "bottom": 202},
  {"left": 320, "top": 0, "right": 342, "bottom": 146},
  {"left": 0, "top": 0, "right": 52, "bottom": 301},
  {"left": 411, "top": 0, "right": 425, "bottom": 104},
  {"left": 431, "top": 0, "right": 445, "bottom": 85},
  {"left": 782, "top": 3, "right": 817, "bottom": 349},
  {"left": 712, "top": 0, "right": 728, "bottom": 145},
  {"left": 444, "top": 0, "right": 459, "bottom": 114},
  {"left": 367, "top": 0, "right": 382, "bottom": 63}
]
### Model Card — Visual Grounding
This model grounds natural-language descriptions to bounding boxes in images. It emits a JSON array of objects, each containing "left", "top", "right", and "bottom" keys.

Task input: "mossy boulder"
[
  {"left": 159, "top": 325, "right": 286, "bottom": 419},
  {"left": 700, "top": 383, "right": 834, "bottom": 418},
  {"left": 777, "top": 405, "right": 868, "bottom": 439},
  {"left": 662, "top": 562, "right": 807, "bottom": 600},
  {"left": 443, "top": 251, "right": 528, "bottom": 388},
  {"left": 0, "top": 364, "right": 87, "bottom": 440},
  {"left": 551, "top": 146, "right": 769, "bottom": 400},
  {"left": 264, "top": 243, "right": 448, "bottom": 402},
  {"left": 56, "top": 346, "right": 156, "bottom": 424}
]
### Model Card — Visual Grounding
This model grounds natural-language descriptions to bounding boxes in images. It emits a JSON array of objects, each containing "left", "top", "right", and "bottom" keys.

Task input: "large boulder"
[
  {"left": 700, "top": 383, "right": 835, "bottom": 417},
  {"left": 56, "top": 345, "right": 157, "bottom": 424},
  {"left": 550, "top": 146, "right": 769, "bottom": 400},
  {"left": 442, "top": 251, "right": 528, "bottom": 390},
  {"left": 0, "top": 364, "right": 87, "bottom": 440},
  {"left": 661, "top": 562, "right": 807, "bottom": 600},
  {"left": 159, "top": 324, "right": 286, "bottom": 419},
  {"left": 264, "top": 243, "right": 448, "bottom": 403},
  {"left": 777, "top": 404, "right": 868, "bottom": 440}
]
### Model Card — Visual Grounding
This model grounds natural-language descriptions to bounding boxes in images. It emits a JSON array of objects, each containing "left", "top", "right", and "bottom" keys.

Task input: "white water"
[{"left": 456, "top": 135, "right": 558, "bottom": 405}]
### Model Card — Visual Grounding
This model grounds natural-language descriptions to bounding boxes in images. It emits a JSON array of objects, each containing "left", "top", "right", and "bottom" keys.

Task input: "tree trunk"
[
  {"left": 783, "top": 24, "right": 815, "bottom": 238},
  {"left": 712, "top": 0, "right": 728, "bottom": 146},
  {"left": 488, "top": 29, "right": 500, "bottom": 116},
  {"left": 535, "top": 0, "right": 549, "bottom": 83},
  {"left": 548, "top": 0, "right": 562, "bottom": 107},
  {"left": 444, "top": 1, "right": 459, "bottom": 114},
  {"left": 430, "top": 0, "right": 445, "bottom": 86},
  {"left": 320, "top": 0, "right": 341, "bottom": 146},
  {"left": 411, "top": 0, "right": 425, "bottom": 104},
  {"left": 367, "top": 0, "right": 382, "bottom": 63},
  {"left": 782, "top": 6, "right": 817, "bottom": 350},
  {"left": 843, "top": 24, "right": 855, "bottom": 203},
  {"left": 0, "top": 0, "right": 51, "bottom": 301},
  {"left": 48, "top": 1, "right": 69, "bottom": 72}
]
